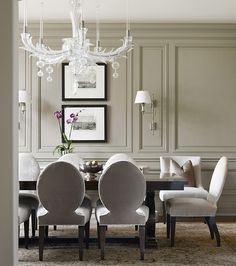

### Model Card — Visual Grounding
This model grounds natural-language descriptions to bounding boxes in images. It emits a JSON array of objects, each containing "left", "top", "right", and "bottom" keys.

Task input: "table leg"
[{"left": 145, "top": 191, "right": 158, "bottom": 248}]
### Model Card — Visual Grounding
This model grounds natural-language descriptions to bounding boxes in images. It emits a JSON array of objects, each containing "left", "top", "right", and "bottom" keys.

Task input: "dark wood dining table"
[{"left": 19, "top": 177, "right": 185, "bottom": 247}]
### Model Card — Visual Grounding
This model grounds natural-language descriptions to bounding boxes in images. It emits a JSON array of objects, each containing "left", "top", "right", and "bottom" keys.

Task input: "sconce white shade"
[
  {"left": 19, "top": 90, "right": 27, "bottom": 103},
  {"left": 135, "top": 90, "right": 151, "bottom": 104}
]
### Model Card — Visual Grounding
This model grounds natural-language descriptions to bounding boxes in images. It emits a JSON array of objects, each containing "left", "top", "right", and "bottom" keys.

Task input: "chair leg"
[
  {"left": 167, "top": 213, "right": 170, "bottom": 239},
  {"left": 139, "top": 225, "right": 145, "bottom": 260},
  {"left": 79, "top": 226, "right": 84, "bottom": 261},
  {"left": 209, "top": 216, "right": 221, "bottom": 247},
  {"left": 39, "top": 226, "right": 45, "bottom": 261},
  {"left": 162, "top": 202, "right": 166, "bottom": 224},
  {"left": 24, "top": 219, "right": 29, "bottom": 249},
  {"left": 35, "top": 215, "right": 38, "bottom": 230},
  {"left": 31, "top": 209, "right": 36, "bottom": 237},
  {"left": 99, "top": 225, "right": 106, "bottom": 260},
  {"left": 205, "top": 217, "right": 214, "bottom": 240},
  {"left": 45, "top": 226, "right": 48, "bottom": 238},
  {"left": 97, "top": 222, "right": 100, "bottom": 248},
  {"left": 170, "top": 216, "right": 176, "bottom": 247},
  {"left": 85, "top": 221, "right": 90, "bottom": 249}
]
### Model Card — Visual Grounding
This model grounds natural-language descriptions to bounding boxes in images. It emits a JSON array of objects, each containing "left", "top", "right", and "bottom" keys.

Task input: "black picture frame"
[
  {"left": 62, "top": 105, "right": 107, "bottom": 143},
  {"left": 62, "top": 63, "right": 107, "bottom": 101}
]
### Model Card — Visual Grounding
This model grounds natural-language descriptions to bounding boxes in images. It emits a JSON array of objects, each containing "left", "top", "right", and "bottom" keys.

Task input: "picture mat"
[
  {"left": 64, "top": 65, "right": 105, "bottom": 99},
  {"left": 64, "top": 106, "right": 105, "bottom": 141}
]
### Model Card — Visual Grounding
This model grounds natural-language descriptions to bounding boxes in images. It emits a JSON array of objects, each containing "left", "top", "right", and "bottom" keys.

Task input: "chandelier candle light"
[{"left": 21, "top": 0, "right": 133, "bottom": 85}]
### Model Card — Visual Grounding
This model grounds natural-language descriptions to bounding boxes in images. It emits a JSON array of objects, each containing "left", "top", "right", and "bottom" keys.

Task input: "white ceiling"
[{"left": 19, "top": 0, "right": 236, "bottom": 23}]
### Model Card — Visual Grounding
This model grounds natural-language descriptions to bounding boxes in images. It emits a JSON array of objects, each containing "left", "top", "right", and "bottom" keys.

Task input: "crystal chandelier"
[{"left": 21, "top": 0, "right": 133, "bottom": 82}]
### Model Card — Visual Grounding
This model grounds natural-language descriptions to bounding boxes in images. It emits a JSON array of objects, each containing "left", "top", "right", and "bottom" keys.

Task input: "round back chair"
[
  {"left": 208, "top": 156, "right": 228, "bottom": 204},
  {"left": 103, "top": 153, "right": 137, "bottom": 171},
  {"left": 99, "top": 161, "right": 145, "bottom": 215},
  {"left": 37, "top": 161, "right": 92, "bottom": 261},
  {"left": 37, "top": 161, "right": 85, "bottom": 216},
  {"left": 58, "top": 153, "right": 84, "bottom": 170},
  {"left": 19, "top": 153, "right": 40, "bottom": 181}
]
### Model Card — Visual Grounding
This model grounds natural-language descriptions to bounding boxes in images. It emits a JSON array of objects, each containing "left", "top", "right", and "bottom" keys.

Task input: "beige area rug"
[{"left": 19, "top": 222, "right": 236, "bottom": 266}]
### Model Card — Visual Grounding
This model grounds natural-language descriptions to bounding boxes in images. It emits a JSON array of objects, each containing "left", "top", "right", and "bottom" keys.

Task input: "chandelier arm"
[
  {"left": 87, "top": 40, "right": 133, "bottom": 61},
  {"left": 21, "top": 33, "right": 68, "bottom": 58}
]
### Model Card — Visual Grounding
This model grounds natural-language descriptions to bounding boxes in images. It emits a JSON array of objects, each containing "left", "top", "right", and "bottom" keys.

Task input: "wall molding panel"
[
  {"left": 19, "top": 23, "right": 236, "bottom": 216},
  {"left": 172, "top": 42, "right": 236, "bottom": 153},
  {"left": 133, "top": 43, "right": 169, "bottom": 154}
]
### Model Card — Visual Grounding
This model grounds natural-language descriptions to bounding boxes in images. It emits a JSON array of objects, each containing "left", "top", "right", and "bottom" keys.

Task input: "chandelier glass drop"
[{"left": 21, "top": 0, "right": 133, "bottom": 83}]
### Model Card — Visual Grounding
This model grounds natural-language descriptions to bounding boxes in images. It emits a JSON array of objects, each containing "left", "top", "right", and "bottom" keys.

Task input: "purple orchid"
[
  {"left": 54, "top": 109, "right": 83, "bottom": 156},
  {"left": 66, "top": 118, "right": 73, "bottom": 124},
  {"left": 73, "top": 116, "right": 78, "bottom": 122},
  {"left": 54, "top": 110, "right": 62, "bottom": 119}
]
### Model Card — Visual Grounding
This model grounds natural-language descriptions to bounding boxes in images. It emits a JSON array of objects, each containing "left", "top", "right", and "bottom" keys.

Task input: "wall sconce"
[
  {"left": 18, "top": 90, "right": 27, "bottom": 113},
  {"left": 135, "top": 90, "right": 151, "bottom": 113},
  {"left": 135, "top": 90, "right": 157, "bottom": 134}
]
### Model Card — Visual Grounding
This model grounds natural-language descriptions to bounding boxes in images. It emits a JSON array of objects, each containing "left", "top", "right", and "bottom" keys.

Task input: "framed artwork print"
[
  {"left": 62, "top": 62, "right": 107, "bottom": 101},
  {"left": 62, "top": 105, "right": 107, "bottom": 143}
]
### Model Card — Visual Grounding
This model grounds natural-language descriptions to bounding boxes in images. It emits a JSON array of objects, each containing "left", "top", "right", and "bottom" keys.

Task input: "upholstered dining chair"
[
  {"left": 58, "top": 153, "right": 84, "bottom": 170},
  {"left": 95, "top": 161, "right": 149, "bottom": 260},
  {"left": 101, "top": 154, "right": 141, "bottom": 231},
  {"left": 159, "top": 156, "right": 208, "bottom": 223},
  {"left": 103, "top": 153, "right": 138, "bottom": 171},
  {"left": 37, "top": 161, "right": 92, "bottom": 261},
  {"left": 19, "top": 153, "right": 40, "bottom": 237},
  {"left": 18, "top": 198, "right": 31, "bottom": 249},
  {"left": 166, "top": 157, "right": 228, "bottom": 247},
  {"left": 59, "top": 153, "right": 99, "bottom": 209}
]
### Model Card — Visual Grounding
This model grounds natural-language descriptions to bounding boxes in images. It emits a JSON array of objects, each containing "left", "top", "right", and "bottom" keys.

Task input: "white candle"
[
  {"left": 126, "top": 0, "right": 130, "bottom": 35},
  {"left": 39, "top": 1, "right": 44, "bottom": 44},
  {"left": 96, "top": 5, "right": 100, "bottom": 48},
  {"left": 23, "top": 0, "right": 28, "bottom": 33}
]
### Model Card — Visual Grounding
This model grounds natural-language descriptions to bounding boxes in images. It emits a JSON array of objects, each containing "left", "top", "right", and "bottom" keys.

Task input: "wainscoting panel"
[
  {"left": 173, "top": 42, "right": 236, "bottom": 153},
  {"left": 133, "top": 43, "right": 168, "bottom": 153}
]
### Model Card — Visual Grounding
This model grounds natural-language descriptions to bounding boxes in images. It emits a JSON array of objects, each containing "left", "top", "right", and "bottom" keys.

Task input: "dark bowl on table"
[{"left": 80, "top": 164, "right": 103, "bottom": 174}]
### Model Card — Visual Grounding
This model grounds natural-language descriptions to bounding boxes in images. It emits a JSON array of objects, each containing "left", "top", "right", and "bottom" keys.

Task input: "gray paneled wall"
[{"left": 19, "top": 23, "right": 236, "bottom": 216}]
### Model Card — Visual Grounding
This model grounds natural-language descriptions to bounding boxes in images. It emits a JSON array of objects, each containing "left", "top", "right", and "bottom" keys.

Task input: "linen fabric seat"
[
  {"left": 19, "top": 153, "right": 40, "bottom": 237},
  {"left": 37, "top": 161, "right": 92, "bottom": 261},
  {"left": 95, "top": 161, "right": 149, "bottom": 260},
  {"left": 159, "top": 186, "right": 208, "bottom": 201},
  {"left": 159, "top": 156, "right": 208, "bottom": 223},
  {"left": 19, "top": 193, "right": 39, "bottom": 209},
  {"left": 167, "top": 198, "right": 217, "bottom": 217},
  {"left": 166, "top": 157, "right": 228, "bottom": 247}
]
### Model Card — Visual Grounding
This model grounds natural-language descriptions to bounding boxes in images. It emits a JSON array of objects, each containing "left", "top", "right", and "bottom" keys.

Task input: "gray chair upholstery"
[
  {"left": 166, "top": 157, "right": 228, "bottom": 247},
  {"left": 59, "top": 153, "right": 97, "bottom": 206},
  {"left": 95, "top": 161, "right": 149, "bottom": 260},
  {"left": 159, "top": 156, "right": 208, "bottom": 223},
  {"left": 37, "top": 161, "right": 92, "bottom": 261},
  {"left": 19, "top": 153, "right": 40, "bottom": 237},
  {"left": 58, "top": 153, "right": 84, "bottom": 170},
  {"left": 18, "top": 198, "right": 31, "bottom": 249},
  {"left": 103, "top": 153, "right": 138, "bottom": 171}
]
